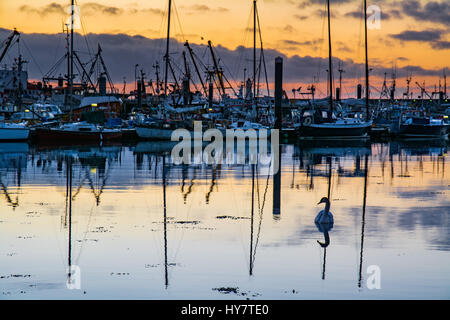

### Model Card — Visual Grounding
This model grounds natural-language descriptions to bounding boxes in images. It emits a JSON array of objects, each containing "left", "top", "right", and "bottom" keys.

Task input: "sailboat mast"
[
  {"left": 69, "top": 0, "right": 74, "bottom": 119},
  {"left": 164, "top": 0, "right": 172, "bottom": 97},
  {"left": 364, "top": 0, "right": 370, "bottom": 121},
  {"left": 253, "top": 0, "right": 257, "bottom": 119},
  {"left": 327, "top": 0, "right": 333, "bottom": 119}
]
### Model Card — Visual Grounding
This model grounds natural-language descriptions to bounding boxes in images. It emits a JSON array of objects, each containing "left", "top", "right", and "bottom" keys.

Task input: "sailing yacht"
[{"left": 297, "top": 0, "right": 372, "bottom": 139}]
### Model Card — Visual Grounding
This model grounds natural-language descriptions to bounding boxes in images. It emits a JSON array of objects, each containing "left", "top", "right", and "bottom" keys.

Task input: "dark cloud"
[
  {"left": 181, "top": 4, "right": 230, "bottom": 13},
  {"left": 0, "top": 28, "right": 444, "bottom": 87},
  {"left": 390, "top": 29, "right": 449, "bottom": 50},
  {"left": 19, "top": 2, "right": 65, "bottom": 16},
  {"left": 294, "top": 14, "right": 308, "bottom": 20},
  {"left": 188, "top": 4, "right": 211, "bottom": 12},
  {"left": 344, "top": 10, "right": 362, "bottom": 19},
  {"left": 139, "top": 8, "right": 165, "bottom": 16},
  {"left": 297, "top": 0, "right": 355, "bottom": 9},
  {"left": 19, "top": 2, "right": 161, "bottom": 17},
  {"left": 336, "top": 41, "right": 352, "bottom": 53},
  {"left": 390, "top": 29, "right": 443, "bottom": 42},
  {"left": 281, "top": 39, "right": 323, "bottom": 47},
  {"left": 399, "top": 0, "right": 449, "bottom": 26},
  {"left": 432, "top": 41, "right": 450, "bottom": 50},
  {"left": 344, "top": 8, "right": 400, "bottom": 20},
  {"left": 283, "top": 25, "right": 295, "bottom": 33},
  {"left": 314, "top": 9, "right": 337, "bottom": 18},
  {"left": 82, "top": 3, "right": 123, "bottom": 16}
]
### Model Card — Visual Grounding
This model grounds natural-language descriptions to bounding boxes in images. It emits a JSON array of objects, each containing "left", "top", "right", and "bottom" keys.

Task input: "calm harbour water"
[{"left": 0, "top": 139, "right": 449, "bottom": 299}]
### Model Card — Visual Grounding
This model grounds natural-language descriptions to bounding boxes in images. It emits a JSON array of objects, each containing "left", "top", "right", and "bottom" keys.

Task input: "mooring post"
[{"left": 273, "top": 57, "right": 283, "bottom": 216}]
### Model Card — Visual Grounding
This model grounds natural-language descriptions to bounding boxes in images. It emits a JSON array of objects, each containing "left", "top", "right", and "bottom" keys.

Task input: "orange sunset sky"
[{"left": 0, "top": 0, "right": 448, "bottom": 97}]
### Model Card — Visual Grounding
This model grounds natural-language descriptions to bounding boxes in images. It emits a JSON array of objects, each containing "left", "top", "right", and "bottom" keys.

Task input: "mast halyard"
[
  {"left": 326, "top": 0, "right": 333, "bottom": 121},
  {"left": 255, "top": 4, "right": 270, "bottom": 98},
  {"left": 164, "top": 0, "right": 172, "bottom": 98},
  {"left": 364, "top": 0, "right": 370, "bottom": 121}
]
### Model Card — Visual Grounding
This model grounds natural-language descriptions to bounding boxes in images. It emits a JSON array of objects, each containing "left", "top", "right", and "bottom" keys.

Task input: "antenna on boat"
[
  {"left": 444, "top": 69, "right": 447, "bottom": 99},
  {"left": 338, "top": 62, "right": 344, "bottom": 101},
  {"left": 404, "top": 74, "right": 412, "bottom": 100},
  {"left": 380, "top": 72, "right": 389, "bottom": 100}
]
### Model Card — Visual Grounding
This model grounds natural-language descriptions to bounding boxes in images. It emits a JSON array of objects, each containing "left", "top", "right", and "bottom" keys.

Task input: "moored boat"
[
  {"left": 135, "top": 119, "right": 189, "bottom": 141},
  {"left": 296, "top": 109, "right": 372, "bottom": 139},
  {"left": 0, "top": 122, "right": 30, "bottom": 141},
  {"left": 35, "top": 122, "right": 122, "bottom": 144},
  {"left": 298, "top": 121, "right": 372, "bottom": 138},
  {"left": 399, "top": 117, "right": 449, "bottom": 138}
]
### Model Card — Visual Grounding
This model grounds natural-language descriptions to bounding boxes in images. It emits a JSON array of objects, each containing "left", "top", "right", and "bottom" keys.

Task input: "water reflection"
[{"left": 0, "top": 139, "right": 448, "bottom": 299}]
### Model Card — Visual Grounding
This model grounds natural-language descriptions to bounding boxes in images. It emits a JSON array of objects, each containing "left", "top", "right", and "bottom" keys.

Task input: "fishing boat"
[
  {"left": 35, "top": 122, "right": 121, "bottom": 144},
  {"left": 0, "top": 122, "right": 30, "bottom": 141},
  {"left": 399, "top": 116, "right": 449, "bottom": 138}
]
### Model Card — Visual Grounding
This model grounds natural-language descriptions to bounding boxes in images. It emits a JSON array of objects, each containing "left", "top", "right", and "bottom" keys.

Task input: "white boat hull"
[{"left": 135, "top": 126, "right": 174, "bottom": 140}]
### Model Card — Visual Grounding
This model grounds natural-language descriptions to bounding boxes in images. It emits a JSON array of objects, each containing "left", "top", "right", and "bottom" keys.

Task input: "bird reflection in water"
[
  {"left": 315, "top": 197, "right": 334, "bottom": 280},
  {"left": 315, "top": 156, "right": 334, "bottom": 280},
  {"left": 315, "top": 197, "right": 334, "bottom": 247}
]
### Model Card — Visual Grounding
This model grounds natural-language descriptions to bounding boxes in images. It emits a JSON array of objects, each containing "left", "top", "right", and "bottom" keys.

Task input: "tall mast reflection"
[
  {"left": 162, "top": 153, "right": 169, "bottom": 288},
  {"left": 66, "top": 156, "right": 73, "bottom": 285},
  {"left": 358, "top": 154, "right": 369, "bottom": 288},
  {"left": 249, "top": 164, "right": 255, "bottom": 276},
  {"left": 315, "top": 156, "right": 334, "bottom": 280}
]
